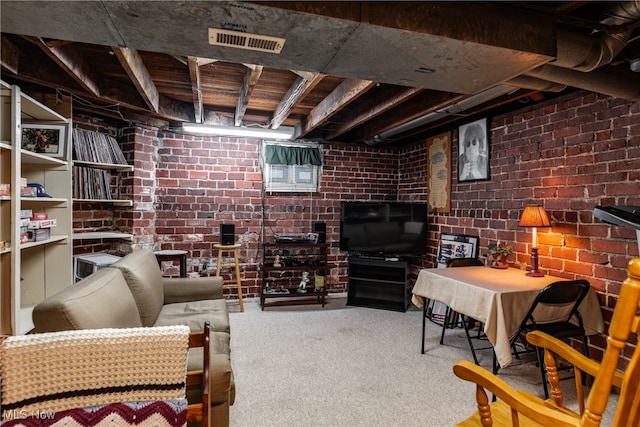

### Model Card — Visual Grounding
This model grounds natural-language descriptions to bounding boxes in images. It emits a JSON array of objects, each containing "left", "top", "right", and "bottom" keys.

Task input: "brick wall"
[{"left": 73, "top": 91, "right": 639, "bottom": 360}]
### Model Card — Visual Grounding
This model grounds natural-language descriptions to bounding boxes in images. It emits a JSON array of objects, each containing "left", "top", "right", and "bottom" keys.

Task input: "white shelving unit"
[{"left": 1, "top": 80, "right": 73, "bottom": 335}]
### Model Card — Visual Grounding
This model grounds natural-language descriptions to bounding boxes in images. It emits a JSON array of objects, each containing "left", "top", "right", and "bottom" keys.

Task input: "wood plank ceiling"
[{"left": 1, "top": 1, "right": 640, "bottom": 147}]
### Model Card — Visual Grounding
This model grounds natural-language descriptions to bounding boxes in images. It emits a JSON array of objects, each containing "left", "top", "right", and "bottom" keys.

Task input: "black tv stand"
[{"left": 347, "top": 256, "right": 409, "bottom": 312}]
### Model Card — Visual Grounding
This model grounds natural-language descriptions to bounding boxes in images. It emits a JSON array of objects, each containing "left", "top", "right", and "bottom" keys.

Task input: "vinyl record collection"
[{"left": 72, "top": 128, "right": 128, "bottom": 200}]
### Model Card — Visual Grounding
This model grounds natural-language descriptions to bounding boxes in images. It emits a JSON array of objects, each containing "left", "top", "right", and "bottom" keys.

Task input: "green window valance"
[{"left": 265, "top": 145, "right": 322, "bottom": 166}]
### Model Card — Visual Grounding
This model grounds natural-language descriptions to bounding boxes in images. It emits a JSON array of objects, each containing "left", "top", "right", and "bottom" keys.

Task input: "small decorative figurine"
[
  {"left": 297, "top": 271, "right": 310, "bottom": 293},
  {"left": 273, "top": 254, "right": 281, "bottom": 267}
]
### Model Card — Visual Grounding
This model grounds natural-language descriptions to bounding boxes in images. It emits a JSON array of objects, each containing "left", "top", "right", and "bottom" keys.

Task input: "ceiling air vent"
[{"left": 208, "top": 28, "right": 285, "bottom": 54}]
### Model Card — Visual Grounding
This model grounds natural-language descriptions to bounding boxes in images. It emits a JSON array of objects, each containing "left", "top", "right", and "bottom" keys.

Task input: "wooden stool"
[
  {"left": 154, "top": 250, "right": 188, "bottom": 278},
  {"left": 214, "top": 243, "right": 244, "bottom": 312}
]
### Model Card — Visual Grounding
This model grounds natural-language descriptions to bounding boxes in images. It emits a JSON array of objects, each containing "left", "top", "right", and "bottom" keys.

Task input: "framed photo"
[
  {"left": 21, "top": 123, "right": 67, "bottom": 158},
  {"left": 436, "top": 233, "right": 479, "bottom": 268},
  {"left": 458, "top": 118, "right": 489, "bottom": 182}
]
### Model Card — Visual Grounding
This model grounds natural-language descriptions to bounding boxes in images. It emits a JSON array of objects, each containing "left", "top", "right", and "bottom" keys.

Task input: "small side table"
[
  {"left": 154, "top": 250, "right": 188, "bottom": 278},
  {"left": 214, "top": 243, "right": 244, "bottom": 312}
]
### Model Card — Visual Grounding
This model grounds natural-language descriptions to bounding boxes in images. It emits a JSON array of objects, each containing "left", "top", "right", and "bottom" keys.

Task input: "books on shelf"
[{"left": 72, "top": 128, "right": 128, "bottom": 165}]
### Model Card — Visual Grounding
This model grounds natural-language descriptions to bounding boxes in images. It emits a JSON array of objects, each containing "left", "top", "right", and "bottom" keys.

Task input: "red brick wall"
[
  {"left": 420, "top": 92, "right": 640, "bottom": 360},
  {"left": 74, "top": 91, "right": 639, "bottom": 360}
]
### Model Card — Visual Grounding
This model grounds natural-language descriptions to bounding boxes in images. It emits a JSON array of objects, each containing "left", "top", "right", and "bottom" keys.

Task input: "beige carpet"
[{"left": 228, "top": 296, "right": 618, "bottom": 427}]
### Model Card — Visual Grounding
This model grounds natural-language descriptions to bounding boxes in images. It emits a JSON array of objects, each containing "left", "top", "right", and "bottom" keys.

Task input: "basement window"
[{"left": 262, "top": 141, "right": 322, "bottom": 193}]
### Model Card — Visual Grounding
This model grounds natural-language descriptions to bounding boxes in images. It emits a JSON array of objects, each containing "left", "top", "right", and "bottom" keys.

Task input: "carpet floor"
[{"left": 228, "top": 296, "right": 617, "bottom": 427}]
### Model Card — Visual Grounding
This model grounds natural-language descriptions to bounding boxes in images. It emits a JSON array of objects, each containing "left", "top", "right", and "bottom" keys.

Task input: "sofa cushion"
[
  {"left": 32, "top": 268, "right": 143, "bottom": 332},
  {"left": 154, "top": 299, "right": 231, "bottom": 334},
  {"left": 111, "top": 249, "right": 165, "bottom": 327}
]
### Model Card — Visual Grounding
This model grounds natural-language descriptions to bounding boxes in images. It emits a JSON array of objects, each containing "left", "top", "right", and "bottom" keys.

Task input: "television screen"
[{"left": 340, "top": 202, "right": 428, "bottom": 257}]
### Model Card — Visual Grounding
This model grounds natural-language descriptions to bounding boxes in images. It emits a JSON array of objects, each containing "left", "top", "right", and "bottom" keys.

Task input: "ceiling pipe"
[
  {"left": 526, "top": 64, "right": 640, "bottom": 100},
  {"left": 505, "top": 75, "right": 567, "bottom": 92},
  {"left": 519, "top": 1, "right": 640, "bottom": 100},
  {"left": 365, "top": 85, "right": 515, "bottom": 145},
  {"left": 547, "top": 1, "right": 640, "bottom": 72}
]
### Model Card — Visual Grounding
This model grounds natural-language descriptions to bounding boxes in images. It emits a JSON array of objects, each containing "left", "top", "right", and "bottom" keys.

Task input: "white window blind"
[{"left": 262, "top": 141, "right": 321, "bottom": 192}]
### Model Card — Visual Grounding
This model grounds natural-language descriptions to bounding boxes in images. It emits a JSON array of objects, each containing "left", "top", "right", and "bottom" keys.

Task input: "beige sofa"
[{"left": 32, "top": 249, "right": 234, "bottom": 427}]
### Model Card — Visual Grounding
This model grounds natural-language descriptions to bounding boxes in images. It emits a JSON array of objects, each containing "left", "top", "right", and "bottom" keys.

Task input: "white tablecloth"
[{"left": 412, "top": 266, "right": 604, "bottom": 367}]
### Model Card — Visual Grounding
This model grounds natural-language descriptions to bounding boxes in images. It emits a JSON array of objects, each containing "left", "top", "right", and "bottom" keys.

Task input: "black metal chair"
[{"left": 506, "top": 279, "right": 591, "bottom": 398}]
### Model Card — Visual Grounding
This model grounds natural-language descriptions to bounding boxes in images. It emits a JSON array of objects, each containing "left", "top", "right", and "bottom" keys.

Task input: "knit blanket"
[
  {"left": 1, "top": 325, "right": 190, "bottom": 421},
  {"left": 1, "top": 399, "right": 187, "bottom": 426}
]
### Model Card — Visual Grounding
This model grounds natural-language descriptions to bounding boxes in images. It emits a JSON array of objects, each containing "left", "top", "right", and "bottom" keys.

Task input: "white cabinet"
[{"left": 0, "top": 81, "right": 73, "bottom": 335}]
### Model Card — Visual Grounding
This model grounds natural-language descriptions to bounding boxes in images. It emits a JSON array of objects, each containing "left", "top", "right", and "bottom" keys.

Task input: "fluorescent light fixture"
[{"left": 182, "top": 123, "right": 294, "bottom": 139}]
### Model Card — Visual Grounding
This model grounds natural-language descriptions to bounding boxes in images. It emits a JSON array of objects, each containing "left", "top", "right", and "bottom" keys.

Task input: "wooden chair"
[
  {"left": 452, "top": 257, "right": 640, "bottom": 427},
  {"left": 186, "top": 321, "right": 211, "bottom": 427}
]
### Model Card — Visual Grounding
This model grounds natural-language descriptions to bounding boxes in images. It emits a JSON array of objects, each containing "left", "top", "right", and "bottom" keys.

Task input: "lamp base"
[
  {"left": 526, "top": 270, "right": 545, "bottom": 277},
  {"left": 526, "top": 247, "right": 545, "bottom": 277}
]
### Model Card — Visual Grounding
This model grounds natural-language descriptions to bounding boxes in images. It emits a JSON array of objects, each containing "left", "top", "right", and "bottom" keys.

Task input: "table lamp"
[{"left": 519, "top": 205, "right": 551, "bottom": 277}]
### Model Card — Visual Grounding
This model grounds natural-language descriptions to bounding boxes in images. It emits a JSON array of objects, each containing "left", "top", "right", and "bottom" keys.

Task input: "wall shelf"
[
  {"left": 73, "top": 160, "right": 133, "bottom": 172},
  {"left": 73, "top": 198, "right": 133, "bottom": 206},
  {"left": 20, "top": 235, "right": 69, "bottom": 249},
  {"left": 73, "top": 231, "right": 133, "bottom": 241}
]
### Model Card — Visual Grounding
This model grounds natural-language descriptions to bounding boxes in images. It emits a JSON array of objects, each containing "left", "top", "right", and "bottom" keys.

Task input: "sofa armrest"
[{"left": 163, "top": 276, "right": 224, "bottom": 304}]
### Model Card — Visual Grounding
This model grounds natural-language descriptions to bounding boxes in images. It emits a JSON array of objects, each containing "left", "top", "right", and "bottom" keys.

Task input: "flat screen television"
[{"left": 340, "top": 201, "right": 428, "bottom": 257}]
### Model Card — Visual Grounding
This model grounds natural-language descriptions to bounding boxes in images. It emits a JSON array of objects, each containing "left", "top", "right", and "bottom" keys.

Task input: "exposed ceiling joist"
[
  {"left": 270, "top": 72, "right": 324, "bottom": 129},
  {"left": 111, "top": 46, "right": 159, "bottom": 112},
  {"left": 236, "top": 64, "right": 264, "bottom": 126},
  {"left": 321, "top": 85, "right": 424, "bottom": 140},
  {"left": 301, "top": 79, "right": 376, "bottom": 137},
  {"left": 24, "top": 36, "right": 101, "bottom": 96},
  {"left": 187, "top": 56, "right": 204, "bottom": 124}
]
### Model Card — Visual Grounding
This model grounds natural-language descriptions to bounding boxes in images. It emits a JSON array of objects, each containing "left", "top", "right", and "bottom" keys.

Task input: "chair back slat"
[{"left": 585, "top": 259, "right": 640, "bottom": 427}]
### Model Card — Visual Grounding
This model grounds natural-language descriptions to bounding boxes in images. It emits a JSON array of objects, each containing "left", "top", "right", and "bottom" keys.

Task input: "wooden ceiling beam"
[
  {"left": 300, "top": 79, "right": 376, "bottom": 137},
  {"left": 1, "top": 35, "right": 19, "bottom": 74},
  {"left": 187, "top": 56, "right": 204, "bottom": 124},
  {"left": 341, "top": 91, "right": 466, "bottom": 143},
  {"left": 111, "top": 46, "right": 160, "bottom": 113},
  {"left": 323, "top": 85, "right": 423, "bottom": 140},
  {"left": 22, "top": 36, "right": 102, "bottom": 97},
  {"left": 235, "top": 64, "right": 263, "bottom": 126},
  {"left": 270, "top": 72, "right": 325, "bottom": 129}
]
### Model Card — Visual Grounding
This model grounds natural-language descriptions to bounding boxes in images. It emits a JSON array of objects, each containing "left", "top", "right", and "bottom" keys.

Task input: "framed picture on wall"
[
  {"left": 436, "top": 233, "right": 480, "bottom": 268},
  {"left": 458, "top": 118, "right": 489, "bottom": 182},
  {"left": 21, "top": 123, "right": 67, "bottom": 159}
]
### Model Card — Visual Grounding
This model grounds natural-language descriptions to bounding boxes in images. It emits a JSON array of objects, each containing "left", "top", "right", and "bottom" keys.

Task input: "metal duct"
[
  {"left": 518, "top": 1, "right": 640, "bottom": 100},
  {"left": 552, "top": 0, "right": 640, "bottom": 72},
  {"left": 526, "top": 64, "right": 640, "bottom": 100}
]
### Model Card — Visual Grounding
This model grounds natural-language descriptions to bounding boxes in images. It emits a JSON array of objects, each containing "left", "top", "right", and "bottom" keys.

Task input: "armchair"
[{"left": 452, "top": 257, "right": 640, "bottom": 427}]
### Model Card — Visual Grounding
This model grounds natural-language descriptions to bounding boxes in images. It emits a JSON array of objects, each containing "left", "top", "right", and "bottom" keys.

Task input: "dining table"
[{"left": 411, "top": 266, "right": 605, "bottom": 368}]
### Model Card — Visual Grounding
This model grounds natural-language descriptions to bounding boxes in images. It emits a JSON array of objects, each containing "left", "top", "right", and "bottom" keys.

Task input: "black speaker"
[
  {"left": 220, "top": 224, "right": 235, "bottom": 245},
  {"left": 313, "top": 222, "right": 326, "bottom": 243}
]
